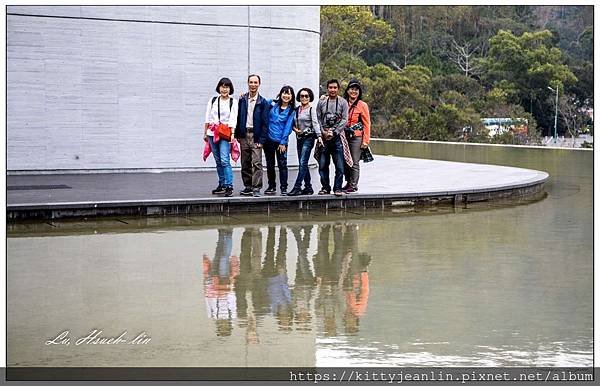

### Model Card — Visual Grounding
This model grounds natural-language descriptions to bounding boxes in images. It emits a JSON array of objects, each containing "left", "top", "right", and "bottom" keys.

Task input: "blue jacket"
[
  {"left": 267, "top": 102, "right": 295, "bottom": 146},
  {"left": 235, "top": 93, "right": 270, "bottom": 144}
]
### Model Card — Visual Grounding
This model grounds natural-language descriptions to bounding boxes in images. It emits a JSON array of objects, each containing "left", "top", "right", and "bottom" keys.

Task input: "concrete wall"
[{"left": 7, "top": 6, "right": 320, "bottom": 171}]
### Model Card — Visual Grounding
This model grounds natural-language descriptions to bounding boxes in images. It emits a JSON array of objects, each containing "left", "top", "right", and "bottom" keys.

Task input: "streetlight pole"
[{"left": 547, "top": 86, "right": 558, "bottom": 143}]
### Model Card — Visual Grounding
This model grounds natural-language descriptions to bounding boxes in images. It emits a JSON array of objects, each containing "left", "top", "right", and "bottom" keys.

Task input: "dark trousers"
[
  {"left": 344, "top": 135, "right": 363, "bottom": 188},
  {"left": 239, "top": 131, "right": 263, "bottom": 191},
  {"left": 263, "top": 138, "right": 288, "bottom": 190},
  {"left": 293, "top": 135, "right": 315, "bottom": 189},
  {"left": 318, "top": 135, "right": 344, "bottom": 192}
]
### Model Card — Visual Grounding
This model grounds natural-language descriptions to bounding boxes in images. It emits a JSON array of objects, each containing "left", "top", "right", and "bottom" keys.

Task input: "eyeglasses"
[{"left": 299, "top": 94, "right": 310, "bottom": 98}]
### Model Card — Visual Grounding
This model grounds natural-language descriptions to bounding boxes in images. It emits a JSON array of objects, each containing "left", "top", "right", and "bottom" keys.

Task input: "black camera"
[
  {"left": 324, "top": 113, "right": 340, "bottom": 129},
  {"left": 298, "top": 127, "right": 315, "bottom": 138}
]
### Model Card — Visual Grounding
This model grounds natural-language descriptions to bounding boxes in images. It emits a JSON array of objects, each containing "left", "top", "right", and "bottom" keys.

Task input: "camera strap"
[
  {"left": 326, "top": 97, "right": 338, "bottom": 116},
  {"left": 295, "top": 106, "right": 314, "bottom": 131},
  {"left": 348, "top": 100, "right": 363, "bottom": 127},
  {"left": 212, "top": 96, "right": 233, "bottom": 123}
]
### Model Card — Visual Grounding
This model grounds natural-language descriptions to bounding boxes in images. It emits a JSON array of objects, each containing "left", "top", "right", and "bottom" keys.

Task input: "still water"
[{"left": 7, "top": 143, "right": 592, "bottom": 367}]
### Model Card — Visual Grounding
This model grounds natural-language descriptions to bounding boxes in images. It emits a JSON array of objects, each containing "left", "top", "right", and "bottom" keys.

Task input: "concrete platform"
[{"left": 6, "top": 156, "right": 549, "bottom": 220}]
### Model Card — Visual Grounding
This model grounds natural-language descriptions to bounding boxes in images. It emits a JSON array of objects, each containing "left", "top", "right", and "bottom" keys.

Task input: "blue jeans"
[
  {"left": 319, "top": 135, "right": 344, "bottom": 192},
  {"left": 208, "top": 136, "right": 233, "bottom": 188},
  {"left": 263, "top": 138, "right": 288, "bottom": 190},
  {"left": 293, "top": 136, "right": 315, "bottom": 189}
]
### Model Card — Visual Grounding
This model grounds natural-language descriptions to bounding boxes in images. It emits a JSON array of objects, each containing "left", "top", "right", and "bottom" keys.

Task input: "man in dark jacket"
[{"left": 236, "top": 74, "right": 270, "bottom": 197}]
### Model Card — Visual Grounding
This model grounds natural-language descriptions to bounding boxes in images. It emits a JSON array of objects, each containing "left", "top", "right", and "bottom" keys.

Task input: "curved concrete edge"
[
  {"left": 7, "top": 177, "right": 548, "bottom": 210},
  {"left": 7, "top": 156, "right": 549, "bottom": 220}
]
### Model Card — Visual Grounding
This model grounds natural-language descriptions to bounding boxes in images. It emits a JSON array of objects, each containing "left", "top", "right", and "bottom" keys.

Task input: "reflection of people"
[
  {"left": 202, "top": 228, "right": 239, "bottom": 336},
  {"left": 342, "top": 224, "right": 371, "bottom": 334},
  {"left": 262, "top": 226, "right": 293, "bottom": 331},
  {"left": 313, "top": 223, "right": 371, "bottom": 336},
  {"left": 313, "top": 224, "right": 347, "bottom": 336},
  {"left": 291, "top": 225, "right": 316, "bottom": 332},
  {"left": 235, "top": 227, "right": 265, "bottom": 343}
]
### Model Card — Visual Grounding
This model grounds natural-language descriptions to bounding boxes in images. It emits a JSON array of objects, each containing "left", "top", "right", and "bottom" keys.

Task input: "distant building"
[
  {"left": 7, "top": 6, "right": 320, "bottom": 172},
  {"left": 482, "top": 118, "right": 528, "bottom": 137}
]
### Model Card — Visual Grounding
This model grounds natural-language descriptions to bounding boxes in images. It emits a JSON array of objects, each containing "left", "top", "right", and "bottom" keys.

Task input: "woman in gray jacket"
[{"left": 288, "top": 88, "right": 322, "bottom": 196}]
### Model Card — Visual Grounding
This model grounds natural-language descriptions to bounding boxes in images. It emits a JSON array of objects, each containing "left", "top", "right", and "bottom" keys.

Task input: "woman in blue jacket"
[{"left": 264, "top": 85, "right": 296, "bottom": 195}]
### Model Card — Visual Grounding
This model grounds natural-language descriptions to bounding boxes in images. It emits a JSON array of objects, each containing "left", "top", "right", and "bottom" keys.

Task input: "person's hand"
[
  {"left": 317, "top": 137, "right": 324, "bottom": 147},
  {"left": 255, "top": 143, "right": 263, "bottom": 149},
  {"left": 278, "top": 144, "right": 287, "bottom": 153},
  {"left": 230, "top": 134, "right": 235, "bottom": 142},
  {"left": 203, "top": 132, "right": 208, "bottom": 141},
  {"left": 361, "top": 142, "right": 368, "bottom": 149},
  {"left": 322, "top": 129, "right": 334, "bottom": 141},
  {"left": 293, "top": 127, "right": 301, "bottom": 134},
  {"left": 319, "top": 94, "right": 326, "bottom": 100}
]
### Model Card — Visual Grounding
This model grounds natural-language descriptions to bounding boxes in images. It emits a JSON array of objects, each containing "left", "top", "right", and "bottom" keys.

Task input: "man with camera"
[{"left": 316, "top": 79, "right": 349, "bottom": 196}]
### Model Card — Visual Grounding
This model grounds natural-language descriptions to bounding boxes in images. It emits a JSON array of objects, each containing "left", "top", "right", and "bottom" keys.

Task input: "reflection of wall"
[{"left": 7, "top": 6, "right": 320, "bottom": 171}]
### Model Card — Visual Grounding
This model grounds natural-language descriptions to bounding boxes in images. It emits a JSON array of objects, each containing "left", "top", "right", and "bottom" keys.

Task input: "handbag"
[
  {"left": 217, "top": 123, "right": 232, "bottom": 140},
  {"left": 213, "top": 96, "right": 233, "bottom": 141},
  {"left": 360, "top": 146, "right": 374, "bottom": 163}
]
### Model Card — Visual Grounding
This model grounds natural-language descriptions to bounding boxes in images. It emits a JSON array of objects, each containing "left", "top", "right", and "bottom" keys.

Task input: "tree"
[
  {"left": 480, "top": 29, "right": 577, "bottom": 135},
  {"left": 558, "top": 93, "right": 590, "bottom": 145},
  {"left": 448, "top": 39, "right": 483, "bottom": 77},
  {"left": 320, "top": 6, "right": 394, "bottom": 84}
]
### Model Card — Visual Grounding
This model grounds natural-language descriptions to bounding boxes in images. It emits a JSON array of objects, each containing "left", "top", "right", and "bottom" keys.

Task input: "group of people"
[
  {"left": 202, "top": 224, "right": 371, "bottom": 337},
  {"left": 203, "top": 75, "right": 371, "bottom": 197}
]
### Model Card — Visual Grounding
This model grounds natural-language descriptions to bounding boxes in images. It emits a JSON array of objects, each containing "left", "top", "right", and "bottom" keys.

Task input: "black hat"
[
  {"left": 344, "top": 78, "right": 363, "bottom": 101},
  {"left": 347, "top": 78, "right": 362, "bottom": 91}
]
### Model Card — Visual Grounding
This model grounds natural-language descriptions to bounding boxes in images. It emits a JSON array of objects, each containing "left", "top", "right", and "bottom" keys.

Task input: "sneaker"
[
  {"left": 253, "top": 190, "right": 261, "bottom": 197},
  {"left": 288, "top": 187, "right": 302, "bottom": 196},
  {"left": 318, "top": 188, "right": 330, "bottom": 195},
  {"left": 280, "top": 188, "right": 287, "bottom": 196},
  {"left": 240, "top": 187, "right": 253, "bottom": 196},
  {"left": 212, "top": 185, "right": 225, "bottom": 195},
  {"left": 224, "top": 187, "right": 233, "bottom": 197},
  {"left": 301, "top": 187, "right": 314, "bottom": 195},
  {"left": 343, "top": 186, "right": 357, "bottom": 193},
  {"left": 334, "top": 190, "right": 343, "bottom": 197},
  {"left": 264, "top": 186, "right": 277, "bottom": 195},
  {"left": 341, "top": 183, "right": 350, "bottom": 191}
]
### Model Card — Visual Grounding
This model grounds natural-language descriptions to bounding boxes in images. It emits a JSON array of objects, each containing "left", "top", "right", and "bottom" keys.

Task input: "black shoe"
[
  {"left": 343, "top": 186, "right": 357, "bottom": 193},
  {"left": 288, "top": 187, "right": 302, "bottom": 196},
  {"left": 212, "top": 185, "right": 225, "bottom": 194},
  {"left": 280, "top": 188, "right": 287, "bottom": 196},
  {"left": 264, "top": 186, "right": 277, "bottom": 195},
  {"left": 318, "top": 188, "right": 330, "bottom": 195},
  {"left": 240, "top": 187, "right": 253, "bottom": 196},
  {"left": 301, "top": 187, "right": 314, "bottom": 195},
  {"left": 224, "top": 187, "right": 233, "bottom": 197}
]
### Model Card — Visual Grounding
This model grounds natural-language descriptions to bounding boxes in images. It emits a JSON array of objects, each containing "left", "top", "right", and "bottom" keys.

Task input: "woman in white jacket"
[{"left": 204, "top": 77, "right": 238, "bottom": 197}]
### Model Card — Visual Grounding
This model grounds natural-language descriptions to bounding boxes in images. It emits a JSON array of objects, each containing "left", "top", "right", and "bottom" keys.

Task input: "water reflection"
[
  {"left": 202, "top": 223, "right": 371, "bottom": 339},
  {"left": 202, "top": 229, "right": 238, "bottom": 336}
]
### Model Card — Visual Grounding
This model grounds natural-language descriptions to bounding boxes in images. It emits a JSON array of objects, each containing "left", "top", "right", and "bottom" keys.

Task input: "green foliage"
[
  {"left": 320, "top": 6, "right": 394, "bottom": 84},
  {"left": 320, "top": 5, "right": 592, "bottom": 144}
]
